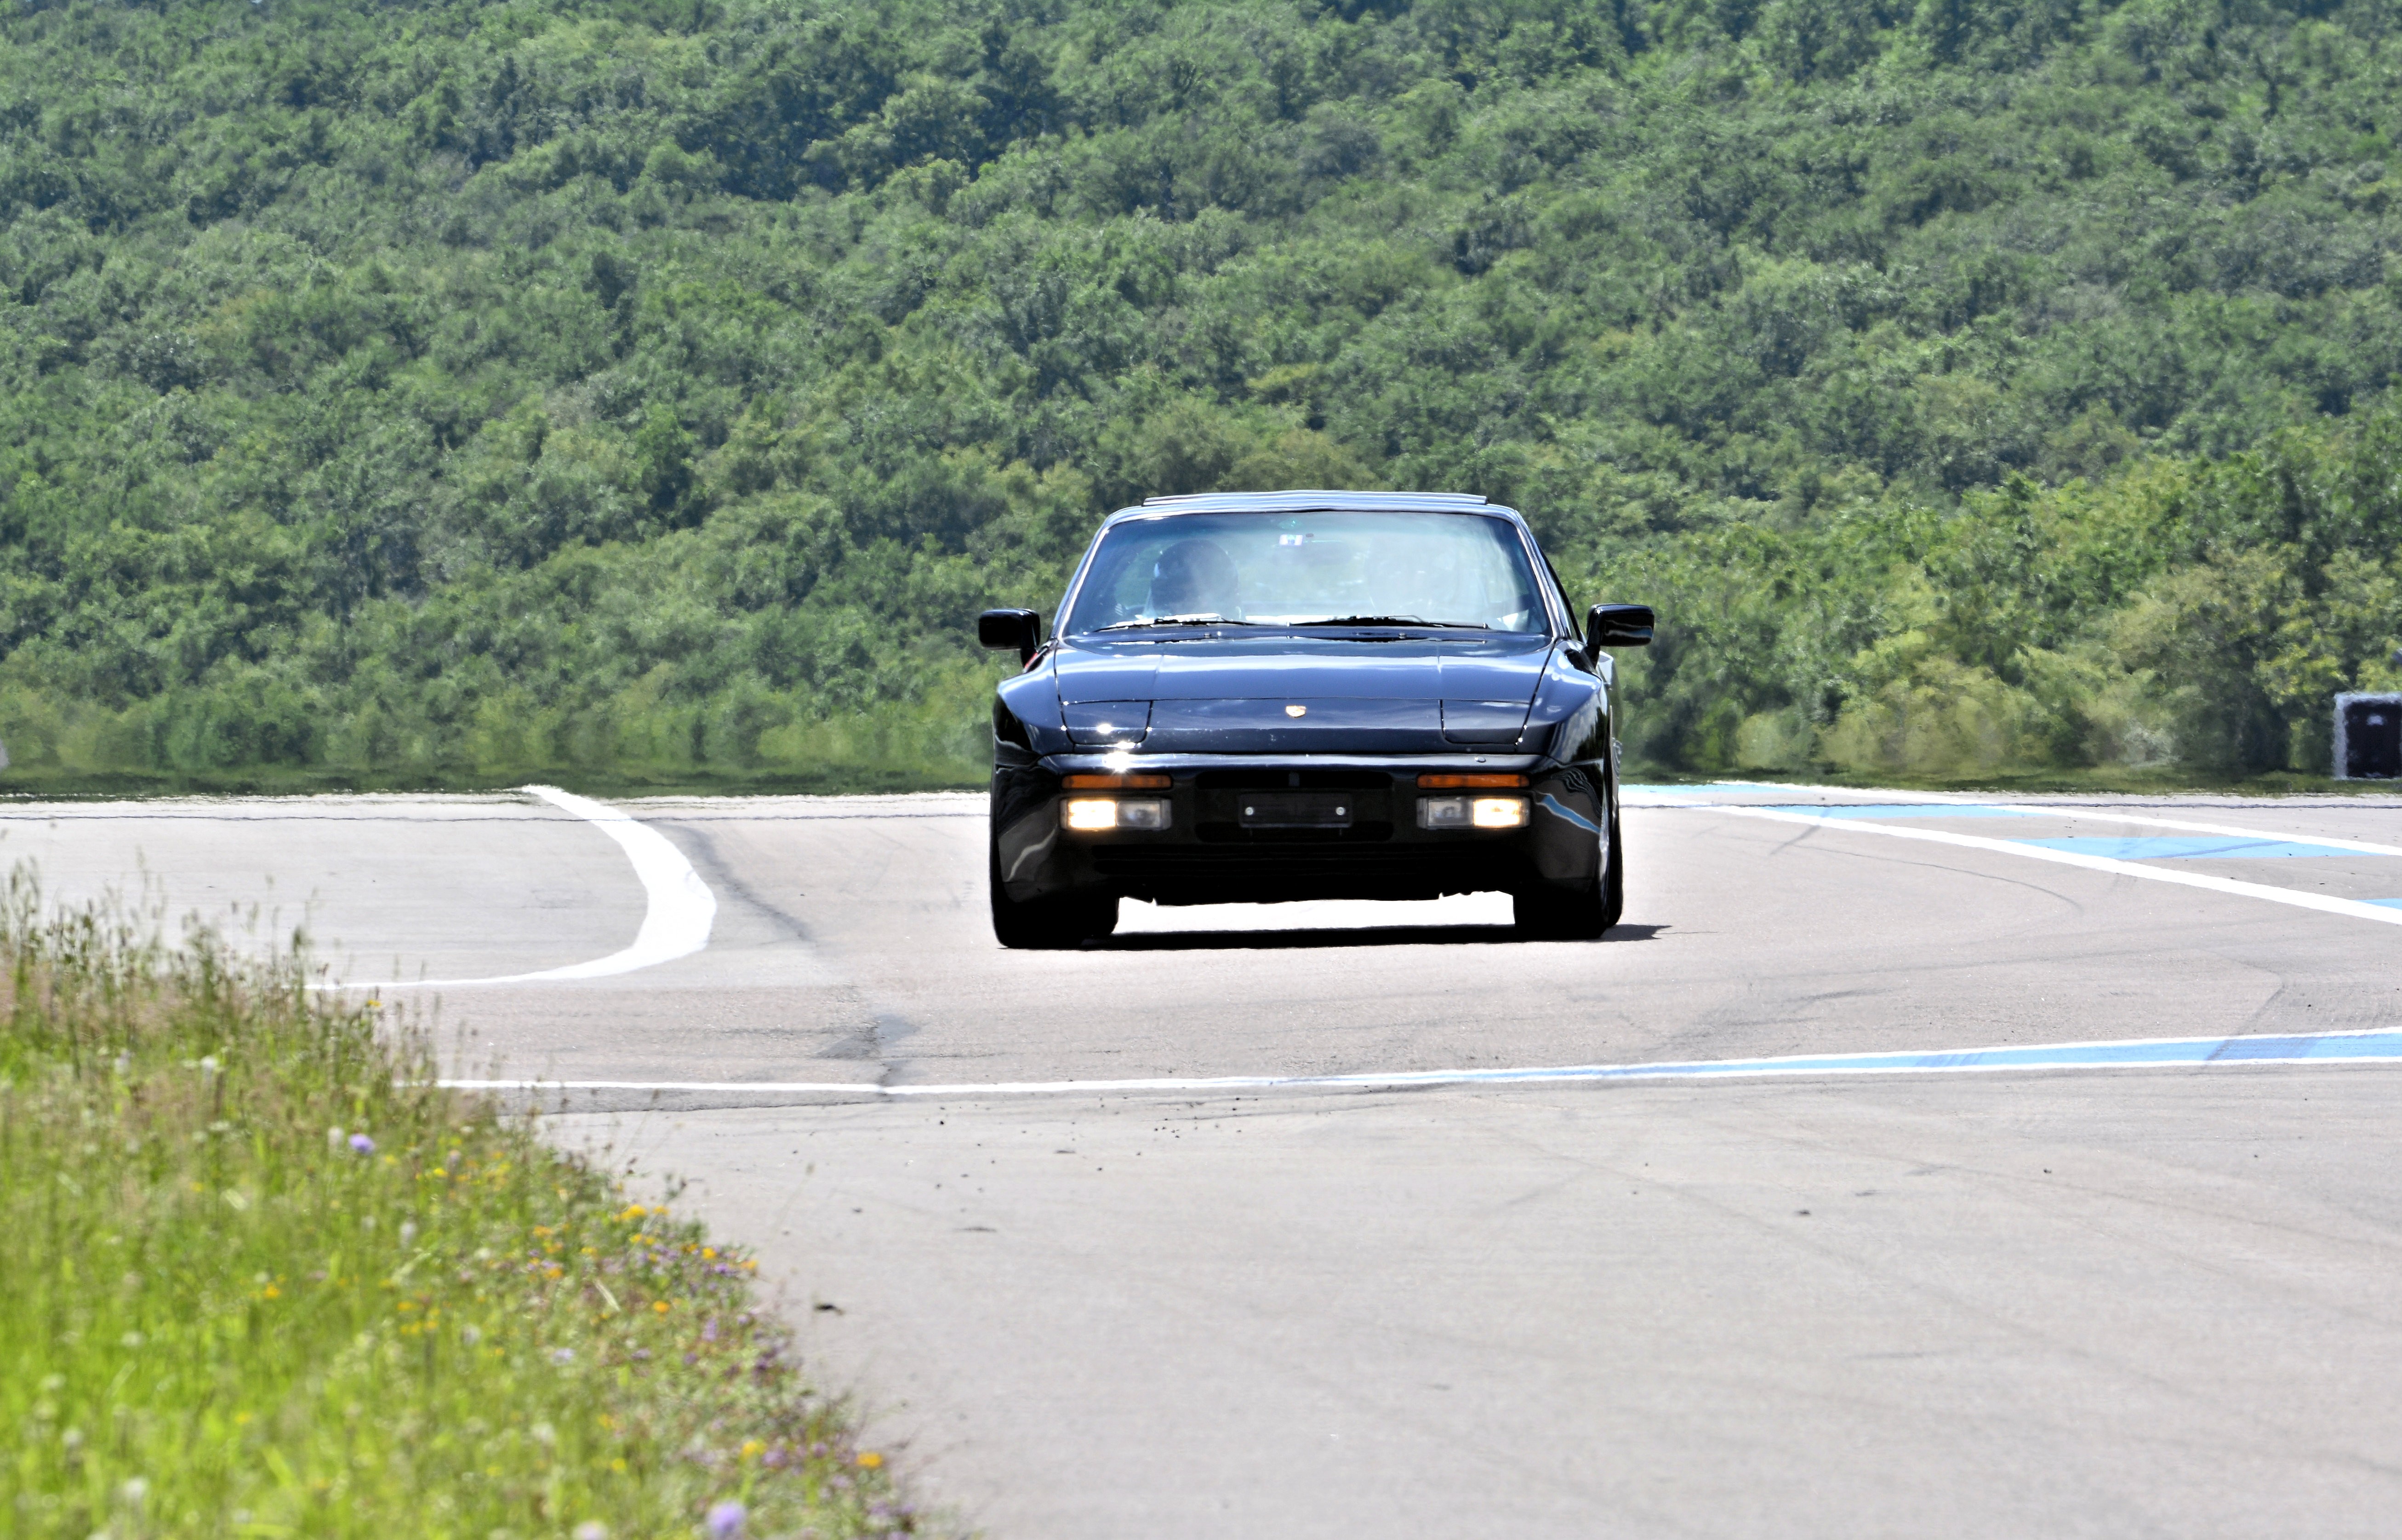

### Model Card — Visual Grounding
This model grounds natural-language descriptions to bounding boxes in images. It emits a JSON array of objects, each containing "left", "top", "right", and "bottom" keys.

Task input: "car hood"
[{"left": 1048, "top": 632, "right": 1556, "bottom": 752}]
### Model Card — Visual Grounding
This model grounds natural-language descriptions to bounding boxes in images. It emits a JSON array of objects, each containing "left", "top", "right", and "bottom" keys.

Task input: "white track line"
[
  {"left": 1701, "top": 803, "right": 2402, "bottom": 927},
  {"left": 2038, "top": 809, "right": 2402, "bottom": 858},
  {"left": 321, "top": 784, "right": 716, "bottom": 989},
  {"left": 1632, "top": 780, "right": 2402, "bottom": 857}
]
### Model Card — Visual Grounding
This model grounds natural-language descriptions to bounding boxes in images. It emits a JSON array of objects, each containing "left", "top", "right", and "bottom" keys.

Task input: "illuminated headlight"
[
  {"left": 1472, "top": 796, "right": 1529, "bottom": 829},
  {"left": 1062, "top": 798, "right": 1171, "bottom": 832},
  {"left": 1418, "top": 795, "right": 1529, "bottom": 830}
]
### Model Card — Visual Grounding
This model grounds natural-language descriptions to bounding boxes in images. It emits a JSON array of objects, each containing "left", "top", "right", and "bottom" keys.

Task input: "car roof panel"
[{"left": 1110, "top": 490, "right": 1518, "bottom": 524}]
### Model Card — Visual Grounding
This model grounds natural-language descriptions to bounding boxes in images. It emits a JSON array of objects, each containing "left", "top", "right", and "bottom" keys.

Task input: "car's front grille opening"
[
  {"left": 1096, "top": 841, "right": 1451, "bottom": 868},
  {"left": 1194, "top": 821, "right": 1395, "bottom": 844},
  {"left": 1191, "top": 770, "right": 1393, "bottom": 791}
]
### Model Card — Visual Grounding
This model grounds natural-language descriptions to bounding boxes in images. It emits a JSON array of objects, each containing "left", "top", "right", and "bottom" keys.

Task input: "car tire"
[
  {"left": 1598, "top": 810, "right": 1625, "bottom": 931},
  {"left": 1514, "top": 803, "right": 1621, "bottom": 941},
  {"left": 990, "top": 844, "right": 1118, "bottom": 949}
]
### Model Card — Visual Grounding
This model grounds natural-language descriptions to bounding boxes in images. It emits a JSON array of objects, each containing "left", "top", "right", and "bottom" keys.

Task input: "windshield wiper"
[
  {"left": 1093, "top": 614, "right": 1256, "bottom": 631},
  {"left": 1290, "top": 616, "right": 1489, "bottom": 629}
]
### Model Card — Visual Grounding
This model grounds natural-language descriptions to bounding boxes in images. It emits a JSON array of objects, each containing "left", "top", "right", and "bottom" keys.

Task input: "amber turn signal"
[
  {"left": 1416, "top": 772, "right": 1529, "bottom": 788},
  {"left": 1063, "top": 772, "right": 1172, "bottom": 789}
]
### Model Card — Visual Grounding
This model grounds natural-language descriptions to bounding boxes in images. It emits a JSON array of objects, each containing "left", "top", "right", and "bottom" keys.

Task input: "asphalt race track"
[{"left": 11, "top": 786, "right": 2402, "bottom": 1537}]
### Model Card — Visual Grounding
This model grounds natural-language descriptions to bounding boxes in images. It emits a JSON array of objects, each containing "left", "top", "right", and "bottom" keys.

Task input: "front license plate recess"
[{"left": 1237, "top": 792, "right": 1356, "bottom": 829}]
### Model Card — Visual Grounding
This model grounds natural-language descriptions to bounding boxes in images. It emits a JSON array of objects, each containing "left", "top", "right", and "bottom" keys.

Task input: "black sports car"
[{"left": 977, "top": 490, "right": 1652, "bottom": 947}]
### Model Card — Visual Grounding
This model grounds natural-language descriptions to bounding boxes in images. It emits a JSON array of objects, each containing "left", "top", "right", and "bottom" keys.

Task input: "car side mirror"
[
  {"left": 978, "top": 608, "right": 1043, "bottom": 664},
  {"left": 1586, "top": 603, "right": 1654, "bottom": 651}
]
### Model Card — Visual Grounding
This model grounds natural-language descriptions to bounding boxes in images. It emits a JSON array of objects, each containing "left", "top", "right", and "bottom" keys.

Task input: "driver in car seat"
[{"left": 1148, "top": 539, "right": 1241, "bottom": 618}]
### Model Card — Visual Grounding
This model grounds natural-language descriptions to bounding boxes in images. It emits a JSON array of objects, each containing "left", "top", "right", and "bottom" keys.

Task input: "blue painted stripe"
[
  {"left": 452, "top": 1028, "right": 2402, "bottom": 1101},
  {"left": 1756, "top": 803, "right": 2040, "bottom": 820},
  {"left": 1436, "top": 1028, "right": 2402, "bottom": 1084},
  {"left": 2011, "top": 835, "right": 2375, "bottom": 860},
  {"left": 2366, "top": 898, "right": 2402, "bottom": 910},
  {"left": 1538, "top": 792, "right": 1602, "bottom": 835}
]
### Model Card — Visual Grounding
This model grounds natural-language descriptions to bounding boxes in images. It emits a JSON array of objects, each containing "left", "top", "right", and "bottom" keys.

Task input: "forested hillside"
[{"left": 4, "top": 0, "right": 2400, "bottom": 789}]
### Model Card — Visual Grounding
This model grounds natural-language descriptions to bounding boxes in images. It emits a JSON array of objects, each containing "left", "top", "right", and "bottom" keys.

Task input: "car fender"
[
  {"left": 1523, "top": 644, "right": 1608, "bottom": 768},
  {"left": 990, "top": 668, "right": 1075, "bottom": 901},
  {"left": 995, "top": 668, "right": 1073, "bottom": 757}
]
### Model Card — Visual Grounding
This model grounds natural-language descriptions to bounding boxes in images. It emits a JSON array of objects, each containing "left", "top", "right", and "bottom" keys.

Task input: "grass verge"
[{"left": 0, "top": 878, "right": 919, "bottom": 1539}]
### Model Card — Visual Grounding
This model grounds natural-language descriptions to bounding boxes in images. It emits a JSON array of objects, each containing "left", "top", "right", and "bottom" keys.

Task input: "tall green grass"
[{"left": 0, "top": 877, "right": 919, "bottom": 1539}]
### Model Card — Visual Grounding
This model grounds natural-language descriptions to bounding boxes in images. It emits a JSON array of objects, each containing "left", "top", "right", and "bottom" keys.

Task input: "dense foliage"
[{"left": 3, "top": 0, "right": 2401, "bottom": 787}]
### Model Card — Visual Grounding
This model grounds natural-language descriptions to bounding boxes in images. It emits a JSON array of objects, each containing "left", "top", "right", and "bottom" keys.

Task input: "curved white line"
[
  {"left": 1710, "top": 804, "right": 2402, "bottom": 927},
  {"left": 2049, "top": 809, "right": 2402, "bottom": 859},
  {"left": 1631, "top": 781, "right": 2402, "bottom": 857},
  {"left": 323, "top": 784, "right": 717, "bottom": 989}
]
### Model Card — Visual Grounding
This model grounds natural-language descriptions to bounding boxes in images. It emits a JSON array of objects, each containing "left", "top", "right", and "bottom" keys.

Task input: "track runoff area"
[
  {"left": 19, "top": 782, "right": 2402, "bottom": 1536},
  {"left": 434, "top": 782, "right": 2402, "bottom": 1100}
]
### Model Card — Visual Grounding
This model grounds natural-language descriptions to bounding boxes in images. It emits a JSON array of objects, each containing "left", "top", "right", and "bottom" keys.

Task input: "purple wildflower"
[
  {"left": 348, "top": 1133, "right": 376, "bottom": 1155},
  {"left": 705, "top": 1500, "right": 747, "bottom": 1539}
]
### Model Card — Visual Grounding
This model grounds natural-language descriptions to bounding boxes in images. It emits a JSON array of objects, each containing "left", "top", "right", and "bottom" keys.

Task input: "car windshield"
[{"left": 1061, "top": 511, "right": 1547, "bottom": 635}]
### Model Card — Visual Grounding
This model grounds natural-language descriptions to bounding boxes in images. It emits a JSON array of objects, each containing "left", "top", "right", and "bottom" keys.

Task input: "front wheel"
[
  {"left": 990, "top": 844, "right": 1118, "bottom": 949},
  {"left": 1514, "top": 808, "right": 1622, "bottom": 941}
]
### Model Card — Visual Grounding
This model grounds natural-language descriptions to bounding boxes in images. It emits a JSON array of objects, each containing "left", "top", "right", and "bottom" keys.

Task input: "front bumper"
[{"left": 993, "top": 752, "right": 1608, "bottom": 907}]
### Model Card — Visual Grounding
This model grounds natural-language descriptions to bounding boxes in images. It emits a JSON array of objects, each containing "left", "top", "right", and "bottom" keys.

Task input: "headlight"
[
  {"left": 1418, "top": 795, "right": 1528, "bottom": 830},
  {"left": 1062, "top": 798, "right": 1171, "bottom": 832}
]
